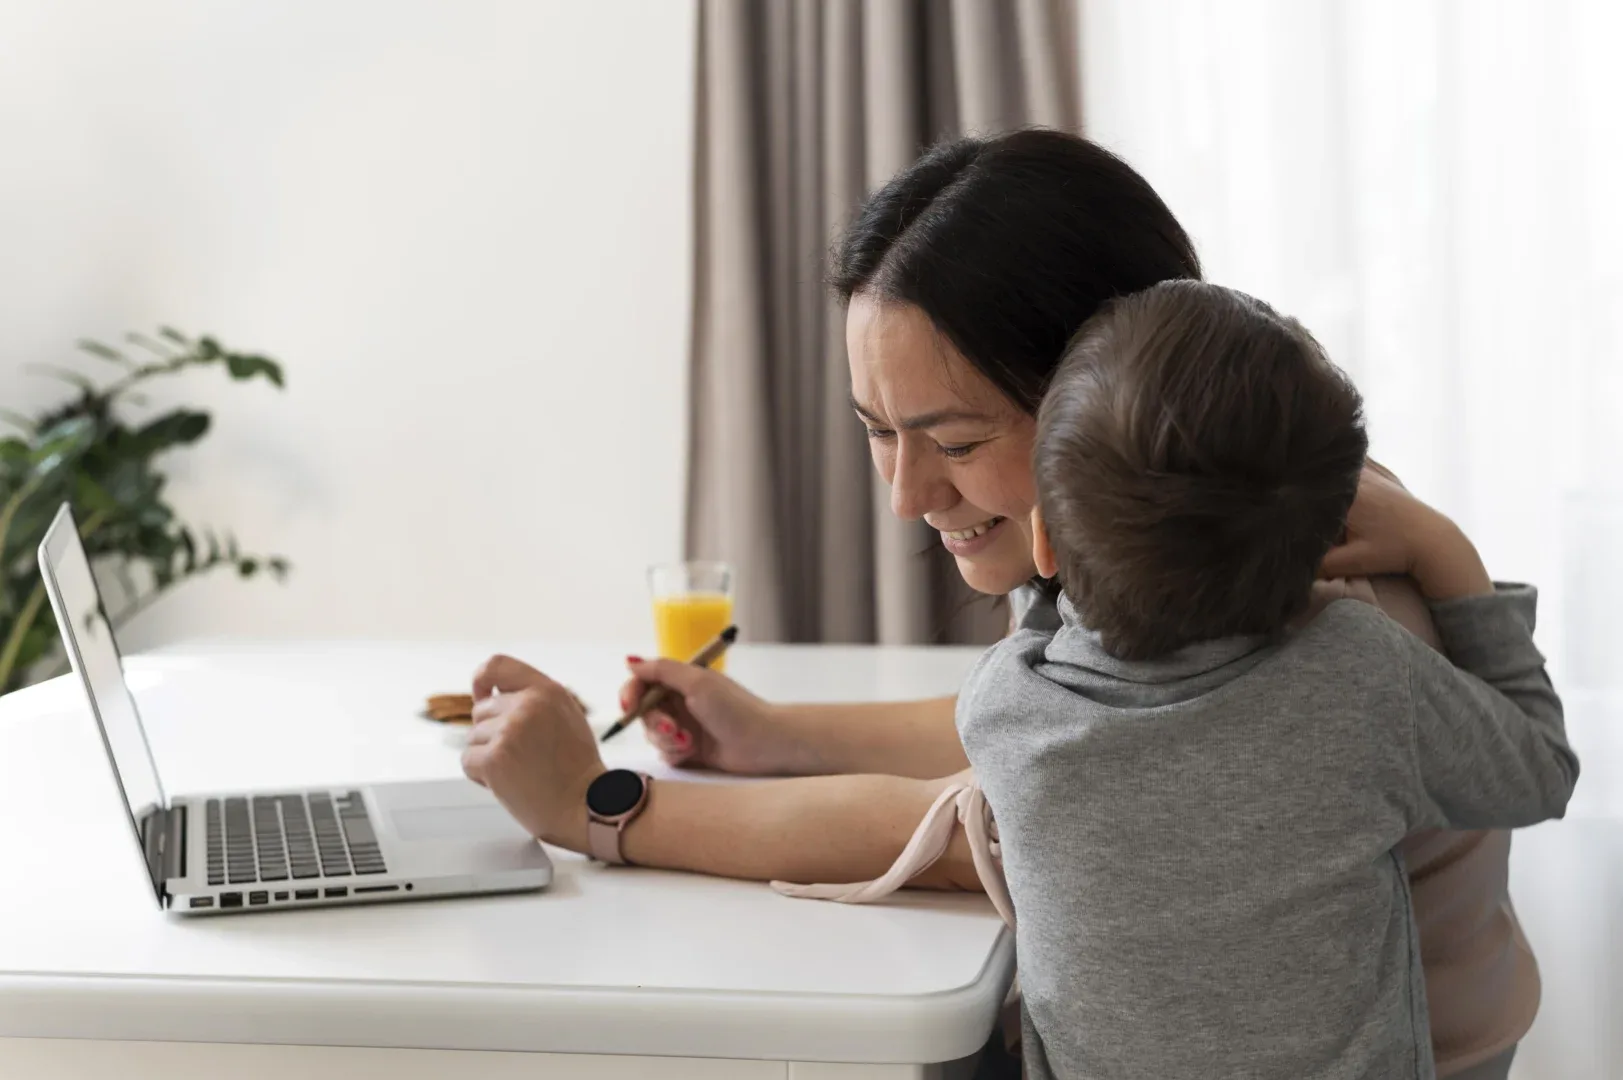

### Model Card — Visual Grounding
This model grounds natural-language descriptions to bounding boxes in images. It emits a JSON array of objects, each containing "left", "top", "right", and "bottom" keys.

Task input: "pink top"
[{"left": 772, "top": 576, "right": 1538, "bottom": 1077}]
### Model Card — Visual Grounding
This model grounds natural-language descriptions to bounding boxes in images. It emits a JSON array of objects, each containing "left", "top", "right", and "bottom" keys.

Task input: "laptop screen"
[{"left": 39, "top": 504, "right": 169, "bottom": 902}]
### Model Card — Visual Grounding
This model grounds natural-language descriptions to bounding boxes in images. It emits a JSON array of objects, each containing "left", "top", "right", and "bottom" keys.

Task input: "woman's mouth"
[{"left": 938, "top": 516, "right": 1008, "bottom": 555}]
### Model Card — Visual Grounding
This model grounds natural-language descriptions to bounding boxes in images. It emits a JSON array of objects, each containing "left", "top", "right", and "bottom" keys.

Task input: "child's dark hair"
[{"left": 1035, "top": 280, "right": 1369, "bottom": 660}]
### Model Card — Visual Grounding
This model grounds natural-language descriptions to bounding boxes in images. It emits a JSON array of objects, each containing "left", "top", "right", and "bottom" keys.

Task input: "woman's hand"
[
  {"left": 461, "top": 655, "right": 605, "bottom": 851},
  {"left": 618, "top": 658, "right": 809, "bottom": 775},
  {"left": 1320, "top": 462, "right": 1491, "bottom": 601},
  {"left": 1321, "top": 464, "right": 1434, "bottom": 580}
]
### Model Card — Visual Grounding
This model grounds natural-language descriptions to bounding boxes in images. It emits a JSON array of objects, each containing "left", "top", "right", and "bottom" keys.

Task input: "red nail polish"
[
  {"left": 673, "top": 730, "right": 692, "bottom": 749},
  {"left": 656, "top": 719, "right": 676, "bottom": 736},
  {"left": 626, "top": 655, "right": 644, "bottom": 664}
]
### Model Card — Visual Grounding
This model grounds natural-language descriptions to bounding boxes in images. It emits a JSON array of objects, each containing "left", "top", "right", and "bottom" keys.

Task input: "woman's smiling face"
[{"left": 846, "top": 293, "right": 1039, "bottom": 596}]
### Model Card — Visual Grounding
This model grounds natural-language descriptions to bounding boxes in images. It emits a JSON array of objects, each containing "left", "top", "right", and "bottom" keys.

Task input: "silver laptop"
[{"left": 39, "top": 503, "right": 552, "bottom": 915}]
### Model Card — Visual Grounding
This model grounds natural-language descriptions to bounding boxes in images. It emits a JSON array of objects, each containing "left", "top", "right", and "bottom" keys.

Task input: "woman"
[
  {"left": 462, "top": 129, "right": 1199, "bottom": 888},
  {"left": 462, "top": 130, "right": 1528, "bottom": 1079}
]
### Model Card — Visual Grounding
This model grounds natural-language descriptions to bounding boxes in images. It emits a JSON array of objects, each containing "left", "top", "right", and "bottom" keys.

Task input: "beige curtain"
[{"left": 687, "top": 0, "right": 1080, "bottom": 645}]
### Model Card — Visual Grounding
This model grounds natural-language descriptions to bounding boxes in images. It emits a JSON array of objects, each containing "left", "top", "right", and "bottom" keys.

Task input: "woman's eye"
[
  {"left": 865, "top": 427, "right": 895, "bottom": 442},
  {"left": 940, "top": 442, "right": 980, "bottom": 459}
]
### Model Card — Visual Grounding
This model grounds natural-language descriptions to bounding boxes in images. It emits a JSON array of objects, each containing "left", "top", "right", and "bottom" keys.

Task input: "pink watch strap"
[{"left": 587, "top": 816, "right": 628, "bottom": 865}]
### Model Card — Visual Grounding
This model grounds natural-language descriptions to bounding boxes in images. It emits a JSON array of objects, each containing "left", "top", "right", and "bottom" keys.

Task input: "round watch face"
[{"left": 587, "top": 769, "right": 646, "bottom": 818}]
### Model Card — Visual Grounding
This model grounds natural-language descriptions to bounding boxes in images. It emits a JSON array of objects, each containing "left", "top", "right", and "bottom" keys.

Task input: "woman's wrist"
[
  {"left": 537, "top": 761, "right": 607, "bottom": 853},
  {"left": 756, "top": 703, "right": 836, "bottom": 775}
]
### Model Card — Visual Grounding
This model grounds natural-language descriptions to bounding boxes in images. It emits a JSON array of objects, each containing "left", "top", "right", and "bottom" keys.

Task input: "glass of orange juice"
[{"left": 647, "top": 562, "right": 735, "bottom": 671}]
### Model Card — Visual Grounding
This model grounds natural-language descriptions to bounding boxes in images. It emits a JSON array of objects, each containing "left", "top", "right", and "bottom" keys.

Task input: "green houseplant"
[{"left": 0, "top": 328, "right": 289, "bottom": 695}]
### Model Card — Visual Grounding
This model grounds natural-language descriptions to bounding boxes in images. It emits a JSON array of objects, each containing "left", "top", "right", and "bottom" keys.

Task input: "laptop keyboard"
[{"left": 205, "top": 791, "right": 387, "bottom": 886}]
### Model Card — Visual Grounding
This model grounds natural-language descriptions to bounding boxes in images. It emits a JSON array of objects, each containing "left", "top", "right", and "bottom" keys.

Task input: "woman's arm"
[
  {"left": 770, "top": 696, "right": 968, "bottom": 778},
  {"left": 620, "top": 656, "right": 968, "bottom": 779},
  {"left": 459, "top": 657, "right": 985, "bottom": 892},
  {"left": 621, "top": 769, "right": 981, "bottom": 889}
]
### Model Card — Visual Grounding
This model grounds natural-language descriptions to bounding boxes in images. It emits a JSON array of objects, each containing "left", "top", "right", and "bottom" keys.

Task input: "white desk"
[{"left": 0, "top": 641, "right": 1011, "bottom": 1079}]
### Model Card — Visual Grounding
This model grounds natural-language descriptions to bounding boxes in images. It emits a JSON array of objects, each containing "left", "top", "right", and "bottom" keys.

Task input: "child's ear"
[{"left": 1031, "top": 506, "right": 1059, "bottom": 579}]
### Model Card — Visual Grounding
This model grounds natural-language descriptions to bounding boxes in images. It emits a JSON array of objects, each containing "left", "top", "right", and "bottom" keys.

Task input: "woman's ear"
[{"left": 1031, "top": 507, "right": 1058, "bottom": 579}]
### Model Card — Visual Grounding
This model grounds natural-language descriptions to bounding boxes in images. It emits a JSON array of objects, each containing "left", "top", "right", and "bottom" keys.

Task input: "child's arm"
[
  {"left": 1323, "top": 466, "right": 1579, "bottom": 828},
  {"left": 1402, "top": 585, "right": 1575, "bottom": 828}
]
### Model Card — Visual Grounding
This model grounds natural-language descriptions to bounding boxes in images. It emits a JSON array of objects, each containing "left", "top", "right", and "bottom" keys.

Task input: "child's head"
[{"left": 1033, "top": 280, "right": 1369, "bottom": 660}]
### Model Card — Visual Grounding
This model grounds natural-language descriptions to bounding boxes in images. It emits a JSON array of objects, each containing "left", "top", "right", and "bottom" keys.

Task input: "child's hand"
[{"left": 1320, "top": 463, "right": 1493, "bottom": 601}]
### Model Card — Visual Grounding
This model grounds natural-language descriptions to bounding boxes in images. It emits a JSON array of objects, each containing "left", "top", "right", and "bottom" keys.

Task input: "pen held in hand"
[{"left": 600, "top": 624, "right": 738, "bottom": 743}]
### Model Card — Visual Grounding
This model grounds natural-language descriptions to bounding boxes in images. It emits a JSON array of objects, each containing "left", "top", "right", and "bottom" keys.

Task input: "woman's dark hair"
[{"left": 831, "top": 129, "right": 1202, "bottom": 413}]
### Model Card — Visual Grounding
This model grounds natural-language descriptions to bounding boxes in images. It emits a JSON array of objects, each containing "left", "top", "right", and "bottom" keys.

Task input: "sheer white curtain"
[{"left": 1081, "top": 0, "right": 1623, "bottom": 815}]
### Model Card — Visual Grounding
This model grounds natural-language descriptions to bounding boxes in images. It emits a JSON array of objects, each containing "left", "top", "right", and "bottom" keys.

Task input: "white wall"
[{"left": 0, "top": 0, "right": 697, "bottom": 650}]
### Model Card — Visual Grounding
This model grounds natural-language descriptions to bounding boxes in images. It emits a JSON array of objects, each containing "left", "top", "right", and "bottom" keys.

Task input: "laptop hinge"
[
  {"left": 143, "top": 803, "right": 187, "bottom": 899},
  {"left": 166, "top": 802, "right": 188, "bottom": 881}
]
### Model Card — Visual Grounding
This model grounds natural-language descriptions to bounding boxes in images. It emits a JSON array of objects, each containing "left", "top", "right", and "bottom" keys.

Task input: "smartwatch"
[{"left": 585, "top": 769, "right": 652, "bottom": 865}]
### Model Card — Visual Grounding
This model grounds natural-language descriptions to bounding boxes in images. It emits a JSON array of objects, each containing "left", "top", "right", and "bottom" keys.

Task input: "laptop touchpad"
[{"left": 390, "top": 805, "right": 527, "bottom": 842}]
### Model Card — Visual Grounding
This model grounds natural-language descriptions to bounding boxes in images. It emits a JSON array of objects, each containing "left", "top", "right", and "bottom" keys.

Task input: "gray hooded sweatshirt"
[{"left": 957, "top": 586, "right": 1577, "bottom": 1080}]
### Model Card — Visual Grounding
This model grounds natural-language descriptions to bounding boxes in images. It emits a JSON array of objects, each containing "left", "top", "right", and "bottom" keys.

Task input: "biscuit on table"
[{"left": 421, "top": 689, "right": 588, "bottom": 724}]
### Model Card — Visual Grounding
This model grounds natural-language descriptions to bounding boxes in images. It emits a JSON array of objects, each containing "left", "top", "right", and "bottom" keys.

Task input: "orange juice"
[{"left": 652, "top": 592, "right": 734, "bottom": 671}]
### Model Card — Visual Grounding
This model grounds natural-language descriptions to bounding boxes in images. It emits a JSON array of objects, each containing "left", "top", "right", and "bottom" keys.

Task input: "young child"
[{"left": 957, "top": 280, "right": 1578, "bottom": 1079}]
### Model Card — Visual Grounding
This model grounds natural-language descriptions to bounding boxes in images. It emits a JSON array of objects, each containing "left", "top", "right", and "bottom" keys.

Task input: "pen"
[{"left": 599, "top": 624, "right": 738, "bottom": 743}]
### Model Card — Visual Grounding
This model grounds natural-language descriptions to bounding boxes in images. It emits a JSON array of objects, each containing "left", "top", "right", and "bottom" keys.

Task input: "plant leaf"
[
  {"left": 125, "top": 332, "right": 177, "bottom": 360},
  {"left": 0, "top": 582, "right": 48, "bottom": 695},
  {"left": 25, "top": 364, "right": 98, "bottom": 393},
  {"left": 136, "top": 501, "right": 173, "bottom": 528},
  {"left": 224, "top": 352, "right": 285, "bottom": 387},
  {"left": 0, "top": 409, "right": 36, "bottom": 434},
  {"left": 132, "top": 409, "right": 210, "bottom": 455},
  {"left": 158, "top": 326, "right": 189, "bottom": 346},
  {"left": 31, "top": 415, "right": 97, "bottom": 473},
  {"left": 98, "top": 456, "right": 162, "bottom": 508},
  {"left": 73, "top": 473, "right": 118, "bottom": 515},
  {"left": 77, "top": 340, "right": 134, "bottom": 367}
]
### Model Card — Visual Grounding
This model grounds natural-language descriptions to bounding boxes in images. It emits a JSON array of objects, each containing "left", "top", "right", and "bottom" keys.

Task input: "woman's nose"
[{"left": 890, "top": 441, "right": 953, "bottom": 521}]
